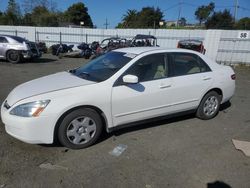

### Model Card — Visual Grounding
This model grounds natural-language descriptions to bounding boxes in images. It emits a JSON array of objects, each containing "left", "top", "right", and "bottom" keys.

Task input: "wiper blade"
[
  {"left": 69, "top": 69, "right": 76, "bottom": 73},
  {"left": 77, "top": 72, "right": 90, "bottom": 79},
  {"left": 80, "top": 72, "right": 90, "bottom": 76}
]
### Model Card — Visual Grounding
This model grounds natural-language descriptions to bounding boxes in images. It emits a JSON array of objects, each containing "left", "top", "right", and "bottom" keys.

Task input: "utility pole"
[
  {"left": 104, "top": 18, "right": 109, "bottom": 29},
  {"left": 234, "top": 0, "right": 239, "bottom": 22},
  {"left": 177, "top": 0, "right": 182, "bottom": 27}
]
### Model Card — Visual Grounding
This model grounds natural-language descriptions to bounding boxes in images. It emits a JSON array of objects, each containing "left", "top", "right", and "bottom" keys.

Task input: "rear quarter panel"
[{"left": 210, "top": 65, "right": 235, "bottom": 103}]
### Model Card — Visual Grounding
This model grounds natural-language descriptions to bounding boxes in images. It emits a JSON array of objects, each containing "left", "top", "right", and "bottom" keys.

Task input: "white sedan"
[{"left": 1, "top": 47, "right": 235, "bottom": 149}]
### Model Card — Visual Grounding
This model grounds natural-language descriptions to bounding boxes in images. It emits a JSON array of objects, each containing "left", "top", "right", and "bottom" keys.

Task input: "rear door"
[{"left": 167, "top": 52, "right": 214, "bottom": 111}]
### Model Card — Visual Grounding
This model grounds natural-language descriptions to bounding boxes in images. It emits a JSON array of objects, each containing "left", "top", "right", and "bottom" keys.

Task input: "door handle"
[
  {"left": 203, "top": 76, "right": 211, "bottom": 81},
  {"left": 159, "top": 84, "right": 171, "bottom": 89}
]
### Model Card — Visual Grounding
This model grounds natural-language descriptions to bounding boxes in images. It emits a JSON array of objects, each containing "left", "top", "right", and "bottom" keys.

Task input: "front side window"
[
  {"left": 0, "top": 37, "right": 8, "bottom": 43},
  {"left": 168, "top": 52, "right": 211, "bottom": 77},
  {"left": 71, "top": 51, "right": 133, "bottom": 82},
  {"left": 125, "top": 53, "right": 168, "bottom": 82}
]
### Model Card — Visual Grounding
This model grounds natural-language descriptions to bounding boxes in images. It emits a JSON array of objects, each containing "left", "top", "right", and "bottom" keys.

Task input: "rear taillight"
[{"left": 231, "top": 74, "right": 236, "bottom": 80}]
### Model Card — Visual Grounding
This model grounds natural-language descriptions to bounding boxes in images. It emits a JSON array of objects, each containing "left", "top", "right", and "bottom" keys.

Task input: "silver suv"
[{"left": 0, "top": 35, "right": 41, "bottom": 63}]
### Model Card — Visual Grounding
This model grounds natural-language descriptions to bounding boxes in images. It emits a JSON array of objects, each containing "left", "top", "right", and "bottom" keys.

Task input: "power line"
[
  {"left": 162, "top": 3, "right": 179, "bottom": 12},
  {"left": 182, "top": 2, "right": 197, "bottom": 7},
  {"left": 163, "top": 2, "right": 235, "bottom": 12},
  {"left": 162, "top": 1, "right": 250, "bottom": 22},
  {"left": 216, "top": 5, "right": 234, "bottom": 8},
  {"left": 238, "top": 6, "right": 250, "bottom": 12},
  {"left": 183, "top": 2, "right": 234, "bottom": 8}
]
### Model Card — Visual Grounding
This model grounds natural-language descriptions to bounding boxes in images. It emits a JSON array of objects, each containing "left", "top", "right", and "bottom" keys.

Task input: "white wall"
[{"left": 0, "top": 25, "right": 249, "bottom": 64}]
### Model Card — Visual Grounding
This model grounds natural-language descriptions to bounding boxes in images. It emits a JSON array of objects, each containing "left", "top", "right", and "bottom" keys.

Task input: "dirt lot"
[{"left": 0, "top": 54, "right": 250, "bottom": 188}]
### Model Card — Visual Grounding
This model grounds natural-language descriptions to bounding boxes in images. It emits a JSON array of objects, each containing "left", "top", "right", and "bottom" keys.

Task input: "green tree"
[
  {"left": 137, "top": 7, "right": 163, "bottom": 28},
  {"left": 22, "top": 13, "right": 34, "bottom": 25},
  {"left": 179, "top": 17, "right": 187, "bottom": 26},
  {"left": 116, "top": 23, "right": 123, "bottom": 28},
  {"left": 30, "top": 6, "right": 48, "bottom": 26},
  {"left": 4, "top": 0, "right": 22, "bottom": 25},
  {"left": 117, "top": 7, "right": 163, "bottom": 28},
  {"left": 205, "top": 9, "right": 234, "bottom": 29},
  {"left": 22, "top": 0, "right": 57, "bottom": 13},
  {"left": 235, "top": 17, "right": 250, "bottom": 30},
  {"left": 23, "top": 6, "right": 59, "bottom": 26},
  {"left": 64, "top": 2, "right": 93, "bottom": 27},
  {"left": 195, "top": 2, "right": 215, "bottom": 25},
  {"left": 120, "top": 9, "right": 138, "bottom": 28},
  {"left": 0, "top": 11, "right": 3, "bottom": 24}
]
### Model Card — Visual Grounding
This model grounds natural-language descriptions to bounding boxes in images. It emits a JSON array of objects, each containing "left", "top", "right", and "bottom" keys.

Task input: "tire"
[
  {"left": 196, "top": 91, "right": 222, "bottom": 120},
  {"left": 6, "top": 50, "right": 21, "bottom": 63},
  {"left": 58, "top": 108, "right": 103, "bottom": 149}
]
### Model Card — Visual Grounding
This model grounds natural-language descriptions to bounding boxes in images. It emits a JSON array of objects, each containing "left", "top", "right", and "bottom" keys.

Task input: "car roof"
[
  {"left": 133, "top": 34, "right": 156, "bottom": 39},
  {"left": 178, "top": 39, "right": 203, "bottom": 45},
  {"left": 0, "top": 35, "right": 28, "bottom": 42},
  {"left": 101, "top": 37, "right": 126, "bottom": 41},
  {"left": 114, "top": 47, "right": 202, "bottom": 55}
]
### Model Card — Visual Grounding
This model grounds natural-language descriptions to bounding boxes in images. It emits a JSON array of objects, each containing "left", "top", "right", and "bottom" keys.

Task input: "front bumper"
[{"left": 1, "top": 103, "right": 56, "bottom": 144}]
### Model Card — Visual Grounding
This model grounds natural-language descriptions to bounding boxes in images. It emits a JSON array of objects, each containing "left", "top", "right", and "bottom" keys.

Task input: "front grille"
[{"left": 3, "top": 101, "right": 10, "bottom": 110}]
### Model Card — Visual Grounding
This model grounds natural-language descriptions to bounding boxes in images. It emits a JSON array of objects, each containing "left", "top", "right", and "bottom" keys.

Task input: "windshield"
[{"left": 71, "top": 51, "right": 134, "bottom": 82}]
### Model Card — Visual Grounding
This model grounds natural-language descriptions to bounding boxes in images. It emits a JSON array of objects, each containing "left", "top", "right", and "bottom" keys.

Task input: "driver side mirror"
[{"left": 122, "top": 75, "right": 138, "bottom": 84}]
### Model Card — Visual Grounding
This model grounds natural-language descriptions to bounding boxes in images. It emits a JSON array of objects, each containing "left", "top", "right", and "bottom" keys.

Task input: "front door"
[{"left": 111, "top": 53, "right": 173, "bottom": 126}]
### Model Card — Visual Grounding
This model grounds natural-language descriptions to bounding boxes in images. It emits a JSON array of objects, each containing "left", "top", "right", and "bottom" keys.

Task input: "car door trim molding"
[{"left": 114, "top": 99, "right": 198, "bottom": 118}]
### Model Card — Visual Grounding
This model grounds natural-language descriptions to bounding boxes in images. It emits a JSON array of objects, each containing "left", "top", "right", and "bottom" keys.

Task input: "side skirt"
[{"left": 107, "top": 109, "right": 196, "bottom": 133}]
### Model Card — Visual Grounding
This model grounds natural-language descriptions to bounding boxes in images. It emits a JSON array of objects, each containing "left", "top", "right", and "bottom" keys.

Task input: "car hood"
[{"left": 6, "top": 71, "right": 96, "bottom": 106}]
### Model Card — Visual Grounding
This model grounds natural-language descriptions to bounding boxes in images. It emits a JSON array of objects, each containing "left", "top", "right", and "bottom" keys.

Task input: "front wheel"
[
  {"left": 58, "top": 108, "right": 103, "bottom": 149},
  {"left": 196, "top": 91, "right": 222, "bottom": 120}
]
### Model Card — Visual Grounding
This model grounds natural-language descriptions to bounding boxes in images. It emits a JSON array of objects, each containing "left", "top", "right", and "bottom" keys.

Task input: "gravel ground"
[{"left": 0, "top": 54, "right": 250, "bottom": 188}]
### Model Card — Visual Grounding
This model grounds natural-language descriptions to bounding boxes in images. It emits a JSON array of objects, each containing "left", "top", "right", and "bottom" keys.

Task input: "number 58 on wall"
[{"left": 238, "top": 32, "right": 249, "bottom": 39}]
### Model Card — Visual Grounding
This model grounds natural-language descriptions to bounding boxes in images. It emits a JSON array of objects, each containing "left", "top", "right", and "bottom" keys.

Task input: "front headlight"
[{"left": 10, "top": 100, "right": 50, "bottom": 117}]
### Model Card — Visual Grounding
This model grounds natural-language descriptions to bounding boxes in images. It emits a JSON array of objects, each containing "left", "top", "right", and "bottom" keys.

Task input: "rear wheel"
[
  {"left": 196, "top": 91, "right": 222, "bottom": 120},
  {"left": 6, "top": 50, "right": 22, "bottom": 63},
  {"left": 58, "top": 108, "right": 103, "bottom": 149}
]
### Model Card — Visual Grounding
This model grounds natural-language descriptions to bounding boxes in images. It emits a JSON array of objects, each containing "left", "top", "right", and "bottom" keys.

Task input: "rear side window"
[
  {"left": 168, "top": 52, "right": 211, "bottom": 77},
  {"left": 0, "top": 37, "right": 8, "bottom": 43}
]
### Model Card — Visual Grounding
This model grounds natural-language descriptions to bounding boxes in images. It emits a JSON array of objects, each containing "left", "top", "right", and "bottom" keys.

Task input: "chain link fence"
[{"left": 0, "top": 26, "right": 249, "bottom": 64}]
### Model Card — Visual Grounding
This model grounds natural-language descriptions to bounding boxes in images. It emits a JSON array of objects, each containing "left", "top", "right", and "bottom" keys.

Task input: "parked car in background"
[
  {"left": 100, "top": 37, "right": 129, "bottom": 51},
  {"left": 1, "top": 47, "right": 235, "bottom": 149},
  {"left": 92, "top": 37, "right": 129, "bottom": 59},
  {"left": 177, "top": 39, "right": 206, "bottom": 54},
  {"left": 131, "top": 34, "right": 158, "bottom": 47},
  {"left": 0, "top": 35, "right": 41, "bottom": 63}
]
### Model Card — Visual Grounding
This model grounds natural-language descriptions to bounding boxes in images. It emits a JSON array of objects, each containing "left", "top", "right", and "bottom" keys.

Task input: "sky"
[{"left": 0, "top": 0, "right": 250, "bottom": 28}]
